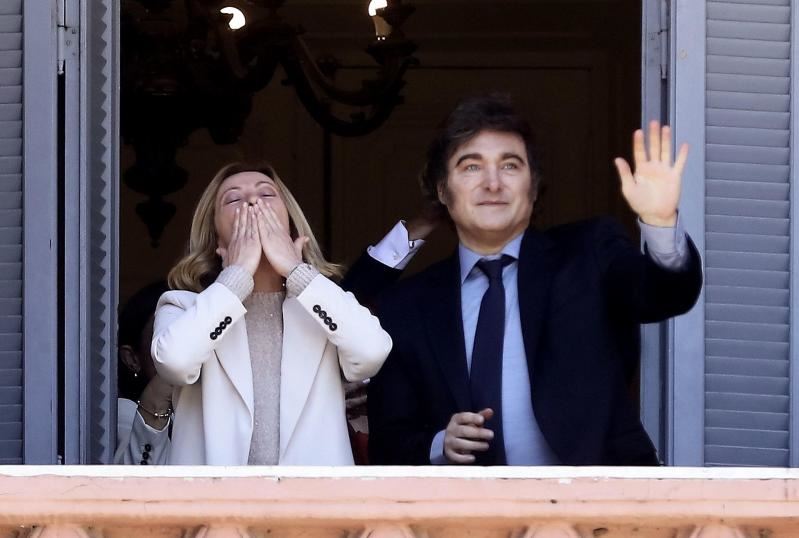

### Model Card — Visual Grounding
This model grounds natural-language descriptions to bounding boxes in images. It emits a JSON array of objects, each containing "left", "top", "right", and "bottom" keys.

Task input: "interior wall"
[{"left": 119, "top": 0, "right": 641, "bottom": 302}]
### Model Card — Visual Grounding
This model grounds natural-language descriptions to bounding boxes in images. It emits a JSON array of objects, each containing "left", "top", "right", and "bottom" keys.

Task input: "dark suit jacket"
[{"left": 366, "top": 217, "right": 703, "bottom": 466}]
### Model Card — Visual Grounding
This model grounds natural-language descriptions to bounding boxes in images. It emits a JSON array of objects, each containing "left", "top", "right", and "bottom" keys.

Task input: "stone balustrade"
[{"left": 0, "top": 467, "right": 797, "bottom": 538}]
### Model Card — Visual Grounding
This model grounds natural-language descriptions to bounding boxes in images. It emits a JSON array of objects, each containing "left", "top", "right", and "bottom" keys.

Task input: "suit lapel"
[
  {"left": 424, "top": 254, "right": 472, "bottom": 411},
  {"left": 517, "top": 228, "right": 556, "bottom": 377},
  {"left": 279, "top": 297, "right": 327, "bottom": 458}
]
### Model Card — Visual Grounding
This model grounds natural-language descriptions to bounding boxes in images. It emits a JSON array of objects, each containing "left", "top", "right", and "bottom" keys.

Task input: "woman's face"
[{"left": 214, "top": 171, "right": 292, "bottom": 248}]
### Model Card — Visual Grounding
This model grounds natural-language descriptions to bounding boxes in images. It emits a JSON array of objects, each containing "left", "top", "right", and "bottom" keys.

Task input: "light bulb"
[
  {"left": 368, "top": 0, "right": 388, "bottom": 17},
  {"left": 220, "top": 7, "right": 246, "bottom": 30}
]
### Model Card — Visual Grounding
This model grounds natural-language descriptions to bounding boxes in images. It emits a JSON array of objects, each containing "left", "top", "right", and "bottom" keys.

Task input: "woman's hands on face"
[
  {"left": 216, "top": 203, "right": 262, "bottom": 276},
  {"left": 254, "top": 198, "right": 308, "bottom": 277}
]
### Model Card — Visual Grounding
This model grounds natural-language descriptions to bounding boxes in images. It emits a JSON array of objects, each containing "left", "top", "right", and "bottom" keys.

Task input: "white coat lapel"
[
  {"left": 214, "top": 318, "right": 254, "bottom": 418},
  {"left": 279, "top": 297, "right": 327, "bottom": 458}
]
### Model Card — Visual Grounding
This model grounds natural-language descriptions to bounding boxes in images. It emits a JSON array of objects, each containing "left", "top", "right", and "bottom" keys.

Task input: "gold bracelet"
[{"left": 137, "top": 401, "right": 173, "bottom": 420}]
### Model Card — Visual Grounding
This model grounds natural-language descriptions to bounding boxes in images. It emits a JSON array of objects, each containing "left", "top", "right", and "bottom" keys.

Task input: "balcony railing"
[{"left": 2, "top": 466, "right": 798, "bottom": 538}]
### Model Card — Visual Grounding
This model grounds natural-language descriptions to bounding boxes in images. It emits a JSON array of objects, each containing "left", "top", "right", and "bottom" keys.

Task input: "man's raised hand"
[{"left": 614, "top": 121, "right": 689, "bottom": 227}]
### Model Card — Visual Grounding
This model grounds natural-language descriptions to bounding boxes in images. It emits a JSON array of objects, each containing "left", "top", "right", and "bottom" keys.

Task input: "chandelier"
[{"left": 121, "top": 0, "right": 417, "bottom": 245}]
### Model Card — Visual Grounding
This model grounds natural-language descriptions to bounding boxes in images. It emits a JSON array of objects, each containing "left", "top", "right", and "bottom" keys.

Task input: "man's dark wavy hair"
[{"left": 419, "top": 93, "right": 542, "bottom": 216}]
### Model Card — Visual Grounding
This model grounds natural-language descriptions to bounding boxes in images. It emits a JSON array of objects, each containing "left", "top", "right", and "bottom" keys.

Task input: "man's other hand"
[{"left": 443, "top": 408, "right": 496, "bottom": 464}]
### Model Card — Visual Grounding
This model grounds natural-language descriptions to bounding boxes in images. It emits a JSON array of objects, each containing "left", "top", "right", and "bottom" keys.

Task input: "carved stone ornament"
[
  {"left": 189, "top": 527, "right": 252, "bottom": 538},
  {"left": 515, "top": 523, "right": 582, "bottom": 538},
  {"left": 679, "top": 525, "right": 750, "bottom": 538},
  {"left": 24, "top": 526, "right": 97, "bottom": 538},
  {"left": 352, "top": 525, "right": 424, "bottom": 538}
]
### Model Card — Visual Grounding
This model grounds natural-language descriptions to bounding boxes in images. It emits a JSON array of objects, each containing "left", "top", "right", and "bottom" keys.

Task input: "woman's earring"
[{"left": 133, "top": 371, "right": 139, "bottom": 378}]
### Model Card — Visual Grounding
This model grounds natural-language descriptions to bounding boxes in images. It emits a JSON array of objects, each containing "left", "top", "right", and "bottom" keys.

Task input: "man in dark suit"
[{"left": 366, "top": 94, "right": 702, "bottom": 466}]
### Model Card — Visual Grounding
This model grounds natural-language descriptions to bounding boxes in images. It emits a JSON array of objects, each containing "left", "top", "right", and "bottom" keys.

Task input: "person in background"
[
  {"left": 341, "top": 208, "right": 442, "bottom": 464},
  {"left": 115, "top": 281, "right": 173, "bottom": 465}
]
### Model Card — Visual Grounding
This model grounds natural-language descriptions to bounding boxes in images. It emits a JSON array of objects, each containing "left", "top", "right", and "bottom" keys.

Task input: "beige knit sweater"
[{"left": 217, "top": 263, "right": 318, "bottom": 465}]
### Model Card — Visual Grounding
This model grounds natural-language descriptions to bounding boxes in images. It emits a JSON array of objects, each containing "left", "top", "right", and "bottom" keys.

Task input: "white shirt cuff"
[
  {"left": 368, "top": 221, "right": 425, "bottom": 270},
  {"left": 430, "top": 429, "right": 449, "bottom": 465},
  {"left": 638, "top": 214, "right": 689, "bottom": 270}
]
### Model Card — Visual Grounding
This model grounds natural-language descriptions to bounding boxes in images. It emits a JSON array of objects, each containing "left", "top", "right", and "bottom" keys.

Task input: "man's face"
[{"left": 439, "top": 130, "right": 535, "bottom": 252}]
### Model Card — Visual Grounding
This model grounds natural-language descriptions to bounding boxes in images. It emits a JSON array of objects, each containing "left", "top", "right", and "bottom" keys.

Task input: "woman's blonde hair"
[{"left": 168, "top": 162, "right": 342, "bottom": 292}]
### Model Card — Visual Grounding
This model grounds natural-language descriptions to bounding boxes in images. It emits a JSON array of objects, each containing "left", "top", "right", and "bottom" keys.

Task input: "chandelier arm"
[
  {"left": 285, "top": 57, "right": 404, "bottom": 136},
  {"left": 217, "top": 23, "right": 250, "bottom": 79},
  {"left": 289, "top": 36, "right": 414, "bottom": 107}
]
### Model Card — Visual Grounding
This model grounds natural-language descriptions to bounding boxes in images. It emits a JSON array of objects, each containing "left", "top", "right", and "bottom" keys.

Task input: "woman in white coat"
[{"left": 152, "top": 162, "right": 392, "bottom": 465}]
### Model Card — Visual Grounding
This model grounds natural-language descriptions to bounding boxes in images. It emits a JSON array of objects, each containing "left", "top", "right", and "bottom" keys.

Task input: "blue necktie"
[{"left": 470, "top": 255, "right": 513, "bottom": 465}]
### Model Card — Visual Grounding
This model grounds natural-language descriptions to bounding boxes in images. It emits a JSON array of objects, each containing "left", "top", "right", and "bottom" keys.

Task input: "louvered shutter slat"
[
  {"left": 707, "top": 20, "right": 790, "bottom": 41},
  {"left": 706, "top": 321, "right": 789, "bottom": 342},
  {"left": 707, "top": 107, "right": 789, "bottom": 128},
  {"left": 707, "top": 427, "right": 787, "bottom": 449},
  {"left": 708, "top": 55, "right": 789, "bottom": 77},
  {"left": 0, "top": 264, "right": 21, "bottom": 281},
  {"left": 0, "top": 192, "right": 21, "bottom": 208},
  {"left": 706, "top": 286, "right": 788, "bottom": 308},
  {"left": 707, "top": 92, "right": 790, "bottom": 114},
  {"left": 0, "top": 422, "right": 21, "bottom": 439},
  {"left": 0, "top": 88, "right": 20, "bottom": 104},
  {"left": 707, "top": 162, "right": 789, "bottom": 182},
  {"left": 707, "top": 391, "right": 788, "bottom": 413},
  {"left": 0, "top": 17, "right": 20, "bottom": 34},
  {"left": 708, "top": 409, "right": 788, "bottom": 431},
  {"left": 706, "top": 338, "right": 788, "bottom": 361},
  {"left": 707, "top": 126, "right": 788, "bottom": 147},
  {"left": 0, "top": 141, "right": 21, "bottom": 156},
  {"left": 0, "top": 36, "right": 20, "bottom": 52},
  {"left": 716, "top": 0, "right": 792, "bottom": 6},
  {"left": 706, "top": 251, "right": 788, "bottom": 272},
  {"left": 708, "top": 73, "right": 789, "bottom": 95},
  {"left": 707, "top": 2, "right": 790, "bottom": 23},
  {"left": 0, "top": 246, "right": 22, "bottom": 263},
  {"left": 707, "top": 198, "right": 789, "bottom": 218},
  {"left": 0, "top": 52, "right": 20, "bottom": 69},
  {"left": 0, "top": 335, "right": 20, "bottom": 353},
  {"left": 0, "top": 210, "right": 20, "bottom": 227},
  {"left": 0, "top": 71, "right": 20, "bottom": 87},
  {"left": 707, "top": 268, "right": 787, "bottom": 291},
  {"left": 0, "top": 316, "right": 20, "bottom": 332},
  {"left": 0, "top": 174, "right": 21, "bottom": 191},
  {"left": 707, "top": 144, "right": 789, "bottom": 165},
  {"left": 0, "top": 2, "right": 22, "bottom": 16},
  {"left": 0, "top": 228, "right": 21, "bottom": 244},
  {"left": 706, "top": 358, "right": 789, "bottom": 379},
  {"left": 706, "top": 216, "right": 789, "bottom": 236},
  {"left": 705, "top": 447, "right": 788, "bottom": 467},
  {"left": 706, "top": 304, "right": 789, "bottom": 324},
  {"left": 707, "top": 373, "right": 789, "bottom": 395},
  {"left": 706, "top": 233, "right": 788, "bottom": 254},
  {"left": 707, "top": 37, "right": 789, "bottom": 59}
]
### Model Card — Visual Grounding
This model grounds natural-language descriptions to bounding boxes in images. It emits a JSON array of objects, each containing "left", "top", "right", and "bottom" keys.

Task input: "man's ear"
[
  {"left": 437, "top": 183, "right": 448, "bottom": 206},
  {"left": 119, "top": 345, "right": 140, "bottom": 375}
]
